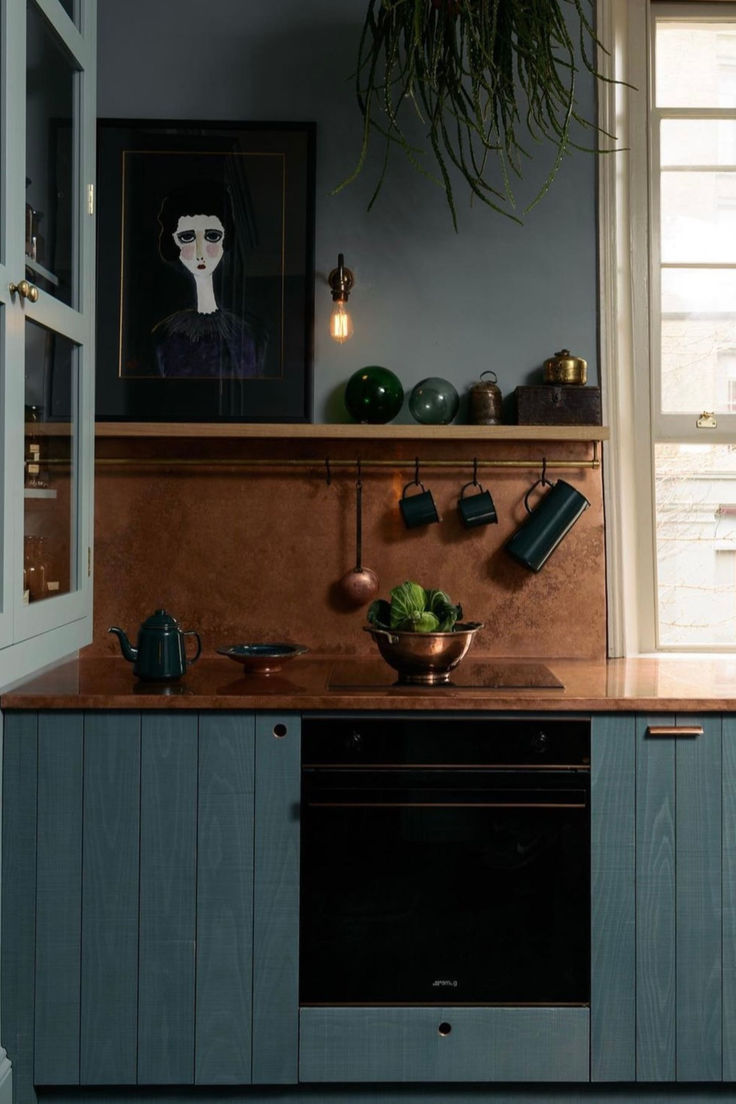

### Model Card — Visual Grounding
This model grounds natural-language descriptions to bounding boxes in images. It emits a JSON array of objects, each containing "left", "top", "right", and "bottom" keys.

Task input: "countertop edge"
[
  {"left": 2, "top": 693, "right": 735, "bottom": 713},
  {"left": 3, "top": 655, "right": 736, "bottom": 712}
]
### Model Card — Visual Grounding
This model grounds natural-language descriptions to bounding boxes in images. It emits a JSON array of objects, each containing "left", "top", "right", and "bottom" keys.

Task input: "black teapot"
[{"left": 109, "top": 609, "right": 201, "bottom": 681}]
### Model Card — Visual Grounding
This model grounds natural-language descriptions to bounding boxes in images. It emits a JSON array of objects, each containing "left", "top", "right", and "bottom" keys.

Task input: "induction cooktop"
[{"left": 327, "top": 659, "right": 564, "bottom": 690}]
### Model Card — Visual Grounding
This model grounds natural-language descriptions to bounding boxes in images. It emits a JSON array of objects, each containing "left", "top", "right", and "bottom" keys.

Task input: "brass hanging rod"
[{"left": 94, "top": 443, "right": 599, "bottom": 472}]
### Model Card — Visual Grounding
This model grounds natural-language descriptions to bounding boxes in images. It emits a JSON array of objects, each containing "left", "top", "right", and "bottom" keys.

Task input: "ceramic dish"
[{"left": 216, "top": 643, "right": 309, "bottom": 674}]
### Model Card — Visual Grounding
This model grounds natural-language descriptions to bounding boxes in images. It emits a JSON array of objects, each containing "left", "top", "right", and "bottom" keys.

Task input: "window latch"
[{"left": 697, "top": 411, "right": 717, "bottom": 428}]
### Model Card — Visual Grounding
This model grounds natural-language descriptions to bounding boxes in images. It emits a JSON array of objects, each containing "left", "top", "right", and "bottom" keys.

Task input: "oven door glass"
[{"left": 300, "top": 768, "right": 590, "bottom": 1006}]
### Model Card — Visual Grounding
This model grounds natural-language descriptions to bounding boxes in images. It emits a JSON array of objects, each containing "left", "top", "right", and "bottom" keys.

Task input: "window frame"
[{"left": 599, "top": 0, "right": 736, "bottom": 654}]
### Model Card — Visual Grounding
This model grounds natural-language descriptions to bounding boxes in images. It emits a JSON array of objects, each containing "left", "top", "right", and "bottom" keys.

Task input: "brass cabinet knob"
[{"left": 9, "top": 279, "right": 39, "bottom": 302}]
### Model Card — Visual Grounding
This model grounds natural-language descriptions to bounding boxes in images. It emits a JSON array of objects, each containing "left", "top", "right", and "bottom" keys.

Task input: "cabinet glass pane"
[
  {"left": 24, "top": 320, "right": 79, "bottom": 603},
  {"left": 25, "top": 0, "right": 77, "bottom": 307},
  {"left": 57, "top": 0, "right": 76, "bottom": 25}
]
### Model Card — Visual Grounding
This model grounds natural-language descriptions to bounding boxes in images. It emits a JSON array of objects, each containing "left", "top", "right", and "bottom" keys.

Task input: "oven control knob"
[{"left": 531, "top": 730, "right": 549, "bottom": 754}]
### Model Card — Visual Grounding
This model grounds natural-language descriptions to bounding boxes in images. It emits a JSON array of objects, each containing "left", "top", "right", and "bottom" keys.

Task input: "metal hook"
[
  {"left": 324, "top": 458, "right": 332, "bottom": 486},
  {"left": 473, "top": 457, "right": 479, "bottom": 485},
  {"left": 523, "top": 456, "right": 552, "bottom": 513},
  {"left": 414, "top": 457, "right": 420, "bottom": 485},
  {"left": 356, "top": 457, "right": 362, "bottom": 489}
]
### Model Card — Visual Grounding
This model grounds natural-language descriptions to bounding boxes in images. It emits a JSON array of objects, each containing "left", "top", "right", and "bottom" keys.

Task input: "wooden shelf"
[
  {"left": 95, "top": 422, "right": 609, "bottom": 441},
  {"left": 24, "top": 488, "right": 57, "bottom": 499}
]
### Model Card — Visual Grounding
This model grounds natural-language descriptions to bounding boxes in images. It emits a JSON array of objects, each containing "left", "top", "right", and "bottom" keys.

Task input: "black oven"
[{"left": 300, "top": 715, "right": 590, "bottom": 1007}]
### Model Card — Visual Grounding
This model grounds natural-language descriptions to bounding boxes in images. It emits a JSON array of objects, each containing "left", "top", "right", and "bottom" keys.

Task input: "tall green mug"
[{"left": 505, "top": 479, "right": 590, "bottom": 572}]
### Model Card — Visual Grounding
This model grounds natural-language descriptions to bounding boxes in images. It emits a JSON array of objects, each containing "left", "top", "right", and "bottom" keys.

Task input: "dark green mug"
[
  {"left": 458, "top": 481, "right": 498, "bottom": 528},
  {"left": 505, "top": 479, "right": 590, "bottom": 572},
  {"left": 400, "top": 480, "right": 440, "bottom": 528}
]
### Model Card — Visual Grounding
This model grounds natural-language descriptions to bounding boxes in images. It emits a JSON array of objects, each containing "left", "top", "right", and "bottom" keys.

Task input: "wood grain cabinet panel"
[
  {"left": 1, "top": 709, "right": 300, "bottom": 1101},
  {"left": 299, "top": 1007, "right": 590, "bottom": 1083},
  {"left": 590, "top": 713, "right": 636, "bottom": 1082},
  {"left": 9, "top": 706, "right": 736, "bottom": 1096},
  {"left": 593, "top": 712, "right": 729, "bottom": 1083},
  {"left": 636, "top": 713, "right": 722, "bottom": 1082}
]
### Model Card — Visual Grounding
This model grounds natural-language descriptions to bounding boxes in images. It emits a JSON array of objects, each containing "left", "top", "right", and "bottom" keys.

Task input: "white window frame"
[{"left": 599, "top": 0, "right": 736, "bottom": 655}]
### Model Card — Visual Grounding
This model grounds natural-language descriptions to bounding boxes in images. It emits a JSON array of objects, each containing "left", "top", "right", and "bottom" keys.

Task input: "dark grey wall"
[{"left": 97, "top": 0, "right": 599, "bottom": 423}]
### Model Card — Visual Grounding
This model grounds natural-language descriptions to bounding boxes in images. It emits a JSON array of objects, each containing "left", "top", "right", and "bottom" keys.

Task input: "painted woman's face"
[{"left": 173, "top": 214, "right": 225, "bottom": 277}]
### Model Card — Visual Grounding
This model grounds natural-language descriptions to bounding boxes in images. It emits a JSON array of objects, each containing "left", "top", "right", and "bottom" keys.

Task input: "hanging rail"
[{"left": 93, "top": 441, "right": 599, "bottom": 471}]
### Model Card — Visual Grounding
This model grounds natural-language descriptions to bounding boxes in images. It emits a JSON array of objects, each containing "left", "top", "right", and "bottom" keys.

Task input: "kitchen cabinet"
[
  {"left": 7, "top": 704, "right": 736, "bottom": 1100},
  {"left": 635, "top": 712, "right": 725, "bottom": 1082},
  {"left": 0, "top": 0, "right": 96, "bottom": 689},
  {"left": 1, "top": 710, "right": 300, "bottom": 1102},
  {"left": 591, "top": 711, "right": 736, "bottom": 1083}
]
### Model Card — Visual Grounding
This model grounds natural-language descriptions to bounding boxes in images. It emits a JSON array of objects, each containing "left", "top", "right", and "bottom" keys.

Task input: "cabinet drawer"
[{"left": 299, "top": 1006, "right": 589, "bottom": 1082}]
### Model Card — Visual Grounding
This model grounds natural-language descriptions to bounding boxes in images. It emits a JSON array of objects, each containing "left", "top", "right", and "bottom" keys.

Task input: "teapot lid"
[{"left": 141, "top": 608, "right": 180, "bottom": 631}]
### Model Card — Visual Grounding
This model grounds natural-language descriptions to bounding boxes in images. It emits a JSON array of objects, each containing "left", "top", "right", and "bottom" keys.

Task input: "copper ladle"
[{"left": 338, "top": 464, "right": 379, "bottom": 606}]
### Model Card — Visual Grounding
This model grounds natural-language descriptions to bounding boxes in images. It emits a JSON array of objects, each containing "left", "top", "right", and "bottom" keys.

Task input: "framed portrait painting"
[{"left": 96, "top": 119, "right": 315, "bottom": 422}]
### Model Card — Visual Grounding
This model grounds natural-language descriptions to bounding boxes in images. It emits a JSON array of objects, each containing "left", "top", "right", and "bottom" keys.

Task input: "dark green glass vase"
[{"left": 344, "top": 366, "right": 404, "bottom": 424}]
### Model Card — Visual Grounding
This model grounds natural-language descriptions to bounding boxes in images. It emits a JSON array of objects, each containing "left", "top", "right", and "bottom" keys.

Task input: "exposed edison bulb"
[{"left": 330, "top": 299, "right": 354, "bottom": 343}]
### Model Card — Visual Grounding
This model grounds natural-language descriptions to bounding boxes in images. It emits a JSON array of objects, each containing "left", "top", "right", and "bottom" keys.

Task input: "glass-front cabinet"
[{"left": 0, "top": 0, "right": 95, "bottom": 685}]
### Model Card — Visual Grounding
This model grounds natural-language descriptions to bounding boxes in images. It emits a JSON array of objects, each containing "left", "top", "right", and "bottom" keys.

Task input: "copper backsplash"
[{"left": 87, "top": 434, "right": 606, "bottom": 661}]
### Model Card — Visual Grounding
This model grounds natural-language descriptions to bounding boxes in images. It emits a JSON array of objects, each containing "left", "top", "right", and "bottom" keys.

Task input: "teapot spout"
[{"left": 108, "top": 626, "right": 138, "bottom": 663}]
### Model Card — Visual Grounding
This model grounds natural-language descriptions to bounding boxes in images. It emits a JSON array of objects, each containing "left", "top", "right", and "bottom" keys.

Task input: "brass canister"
[
  {"left": 469, "top": 370, "right": 503, "bottom": 425},
  {"left": 543, "top": 349, "right": 587, "bottom": 385}
]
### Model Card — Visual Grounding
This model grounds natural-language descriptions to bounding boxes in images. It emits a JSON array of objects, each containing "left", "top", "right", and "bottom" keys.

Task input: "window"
[{"left": 600, "top": 0, "right": 736, "bottom": 652}]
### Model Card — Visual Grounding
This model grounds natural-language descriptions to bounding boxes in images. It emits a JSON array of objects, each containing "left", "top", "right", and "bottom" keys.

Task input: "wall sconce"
[{"left": 328, "top": 253, "right": 354, "bottom": 343}]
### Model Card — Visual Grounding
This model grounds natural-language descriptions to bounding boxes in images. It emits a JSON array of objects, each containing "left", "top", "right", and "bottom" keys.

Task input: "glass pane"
[
  {"left": 661, "top": 119, "right": 736, "bottom": 167},
  {"left": 25, "top": 0, "right": 77, "bottom": 307},
  {"left": 656, "top": 443, "right": 736, "bottom": 645},
  {"left": 662, "top": 267, "right": 736, "bottom": 313},
  {"left": 661, "top": 171, "right": 736, "bottom": 263},
  {"left": 656, "top": 22, "right": 736, "bottom": 107},
  {"left": 23, "top": 319, "right": 78, "bottom": 603},
  {"left": 661, "top": 311, "right": 736, "bottom": 413},
  {"left": 57, "top": 0, "right": 76, "bottom": 25}
]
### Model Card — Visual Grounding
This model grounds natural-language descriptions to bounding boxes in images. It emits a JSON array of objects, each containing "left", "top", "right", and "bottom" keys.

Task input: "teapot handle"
[{"left": 183, "top": 630, "right": 202, "bottom": 666}]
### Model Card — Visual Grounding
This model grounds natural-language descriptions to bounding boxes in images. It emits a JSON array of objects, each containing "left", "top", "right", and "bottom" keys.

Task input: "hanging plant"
[{"left": 334, "top": 0, "right": 616, "bottom": 229}]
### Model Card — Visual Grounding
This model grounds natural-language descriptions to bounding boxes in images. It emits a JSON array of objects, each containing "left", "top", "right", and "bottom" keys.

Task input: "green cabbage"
[
  {"left": 389, "top": 581, "right": 427, "bottom": 629},
  {"left": 366, "top": 581, "right": 463, "bottom": 633},
  {"left": 366, "top": 599, "right": 391, "bottom": 630},
  {"left": 427, "top": 589, "right": 463, "bottom": 632}
]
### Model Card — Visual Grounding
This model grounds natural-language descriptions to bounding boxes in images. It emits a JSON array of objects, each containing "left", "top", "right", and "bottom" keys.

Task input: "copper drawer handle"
[{"left": 646, "top": 725, "right": 703, "bottom": 738}]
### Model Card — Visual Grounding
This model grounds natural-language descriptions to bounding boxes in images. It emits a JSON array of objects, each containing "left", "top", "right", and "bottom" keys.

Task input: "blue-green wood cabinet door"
[
  {"left": 1, "top": 709, "right": 300, "bottom": 1101},
  {"left": 590, "top": 713, "right": 636, "bottom": 1082},
  {"left": 589, "top": 712, "right": 733, "bottom": 1084},
  {"left": 635, "top": 713, "right": 722, "bottom": 1082}
]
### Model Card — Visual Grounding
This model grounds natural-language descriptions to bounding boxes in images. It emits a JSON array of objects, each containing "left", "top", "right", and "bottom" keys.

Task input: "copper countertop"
[{"left": 3, "top": 654, "right": 736, "bottom": 712}]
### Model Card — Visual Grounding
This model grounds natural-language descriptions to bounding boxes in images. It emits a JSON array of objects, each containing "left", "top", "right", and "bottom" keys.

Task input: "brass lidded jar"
[
  {"left": 542, "top": 349, "right": 587, "bottom": 386},
  {"left": 469, "top": 370, "right": 503, "bottom": 425}
]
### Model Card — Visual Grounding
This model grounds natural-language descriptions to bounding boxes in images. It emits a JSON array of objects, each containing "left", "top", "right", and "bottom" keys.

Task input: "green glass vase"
[
  {"left": 344, "top": 366, "right": 404, "bottom": 424},
  {"left": 409, "top": 377, "right": 460, "bottom": 425}
]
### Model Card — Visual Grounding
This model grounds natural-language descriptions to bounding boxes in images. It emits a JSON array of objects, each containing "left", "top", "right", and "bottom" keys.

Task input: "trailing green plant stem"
[{"left": 333, "top": 0, "right": 618, "bottom": 229}]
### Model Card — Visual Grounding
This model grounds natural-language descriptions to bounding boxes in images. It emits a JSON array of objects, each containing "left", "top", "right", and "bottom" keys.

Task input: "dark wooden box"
[{"left": 515, "top": 385, "right": 602, "bottom": 426}]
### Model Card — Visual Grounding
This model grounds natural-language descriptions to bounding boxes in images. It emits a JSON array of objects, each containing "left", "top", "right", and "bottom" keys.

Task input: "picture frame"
[{"left": 95, "top": 119, "right": 315, "bottom": 423}]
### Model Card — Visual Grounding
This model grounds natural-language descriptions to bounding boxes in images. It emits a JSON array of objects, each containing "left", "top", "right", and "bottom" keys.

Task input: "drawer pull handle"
[
  {"left": 438, "top": 1022, "right": 452, "bottom": 1036},
  {"left": 646, "top": 725, "right": 703, "bottom": 738}
]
